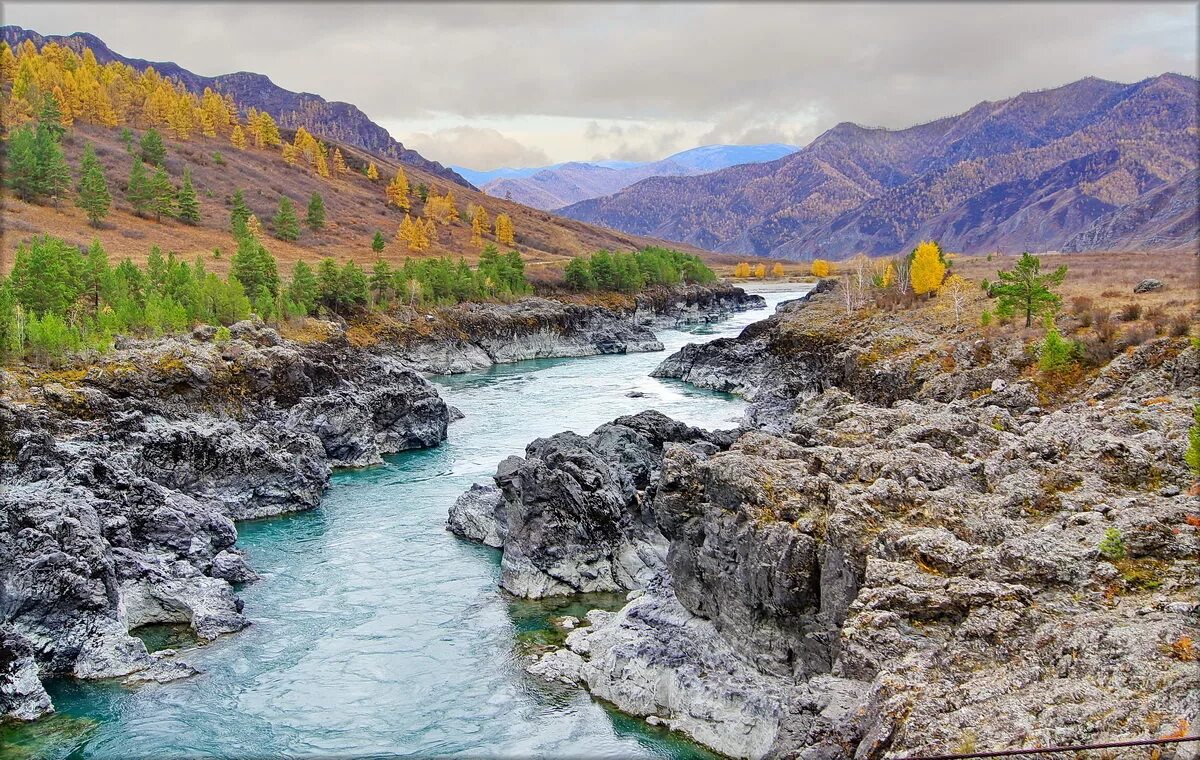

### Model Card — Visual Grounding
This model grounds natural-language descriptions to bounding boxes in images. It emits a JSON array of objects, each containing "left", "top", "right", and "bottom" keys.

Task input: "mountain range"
[
  {"left": 561, "top": 74, "right": 1199, "bottom": 258},
  {"left": 452, "top": 144, "right": 797, "bottom": 211},
  {"left": 1, "top": 25, "right": 470, "bottom": 188}
]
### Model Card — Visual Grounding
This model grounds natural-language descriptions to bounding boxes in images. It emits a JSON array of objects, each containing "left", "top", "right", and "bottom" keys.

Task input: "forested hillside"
[{"left": 1, "top": 25, "right": 470, "bottom": 187}]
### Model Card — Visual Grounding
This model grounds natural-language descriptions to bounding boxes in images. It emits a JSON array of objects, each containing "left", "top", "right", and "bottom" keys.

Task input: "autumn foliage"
[
  {"left": 811, "top": 259, "right": 832, "bottom": 277},
  {"left": 909, "top": 240, "right": 946, "bottom": 295}
]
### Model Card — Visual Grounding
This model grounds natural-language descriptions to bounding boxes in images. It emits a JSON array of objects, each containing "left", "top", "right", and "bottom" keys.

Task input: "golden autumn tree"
[
  {"left": 331, "top": 147, "right": 349, "bottom": 177},
  {"left": 253, "top": 110, "right": 282, "bottom": 149},
  {"left": 810, "top": 259, "right": 831, "bottom": 277},
  {"left": 386, "top": 169, "right": 411, "bottom": 210},
  {"left": 469, "top": 204, "right": 489, "bottom": 247},
  {"left": 282, "top": 143, "right": 300, "bottom": 166},
  {"left": 754, "top": 263, "right": 767, "bottom": 278},
  {"left": 366, "top": 162, "right": 380, "bottom": 181},
  {"left": 733, "top": 262, "right": 750, "bottom": 278},
  {"left": 494, "top": 214, "right": 516, "bottom": 246},
  {"left": 909, "top": 240, "right": 946, "bottom": 296},
  {"left": 771, "top": 262, "right": 785, "bottom": 278},
  {"left": 231, "top": 124, "right": 247, "bottom": 149},
  {"left": 396, "top": 214, "right": 422, "bottom": 251},
  {"left": 444, "top": 191, "right": 459, "bottom": 221},
  {"left": 313, "top": 147, "right": 331, "bottom": 178},
  {"left": 425, "top": 192, "right": 456, "bottom": 226},
  {"left": 880, "top": 261, "right": 897, "bottom": 289},
  {"left": 423, "top": 216, "right": 439, "bottom": 246}
]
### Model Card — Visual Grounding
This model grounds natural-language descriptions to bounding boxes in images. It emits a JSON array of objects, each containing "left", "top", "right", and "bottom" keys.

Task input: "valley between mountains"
[{"left": 1, "top": 18, "right": 1198, "bottom": 760}]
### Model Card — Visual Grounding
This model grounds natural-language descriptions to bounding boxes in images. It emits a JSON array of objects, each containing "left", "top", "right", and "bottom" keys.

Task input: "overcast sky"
[{"left": 6, "top": 2, "right": 1197, "bottom": 169}]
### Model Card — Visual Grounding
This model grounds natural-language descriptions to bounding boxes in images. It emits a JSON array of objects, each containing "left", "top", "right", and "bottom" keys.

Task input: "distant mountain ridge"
[
  {"left": 453, "top": 143, "right": 797, "bottom": 210},
  {"left": 561, "top": 74, "right": 1199, "bottom": 258},
  {"left": 1, "top": 25, "right": 470, "bottom": 188}
]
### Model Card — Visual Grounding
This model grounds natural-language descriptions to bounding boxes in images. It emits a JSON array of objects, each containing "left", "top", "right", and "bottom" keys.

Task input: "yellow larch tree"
[
  {"left": 231, "top": 124, "right": 247, "bottom": 149},
  {"left": 386, "top": 169, "right": 411, "bottom": 210},
  {"left": 444, "top": 191, "right": 459, "bottom": 221},
  {"left": 422, "top": 216, "right": 439, "bottom": 246},
  {"left": 366, "top": 162, "right": 380, "bottom": 181},
  {"left": 810, "top": 259, "right": 831, "bottom": 278},
  {"left": 282, "top": 143, "right": 300, "bottom": 167},
  {"left": 331, "top": 147, "right": 349, "bottom": 177},
  {"left": 733, "top": 262, "right": 750, "bottom": 278},
  {"left": 909, "top": 240, "right": 946, "bottom": 296},
  {"left": 754, "top": 263, "right": 767, "bottom": 278},
  {"left": 313, "top": 147, "right": 331, "bottom": 178},
  {"left": 469, "top": 204, "right": 489, "bottom": 247},
  {"left": 494, "top": 214, "right": 515, "bottom": 246},
  {"left": 250, "top": 109, "right": 282, "bottom": 148}
]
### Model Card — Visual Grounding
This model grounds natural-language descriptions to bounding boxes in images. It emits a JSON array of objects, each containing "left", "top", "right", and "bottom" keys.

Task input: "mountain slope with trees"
[
  {"left": 1, "top": 25, "right": 470, "bottom": 188},
  {"left": 561, "top": 74, "right": 1199, "bottom": 259}
]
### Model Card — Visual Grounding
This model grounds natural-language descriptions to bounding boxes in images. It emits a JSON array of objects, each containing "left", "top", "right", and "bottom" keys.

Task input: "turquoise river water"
[{"left": 5, "top": 287, "right": 806, "bottom": 760}]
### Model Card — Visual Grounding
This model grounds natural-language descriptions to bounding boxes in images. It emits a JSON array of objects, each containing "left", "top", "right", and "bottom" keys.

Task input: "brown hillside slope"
[
  {"left": 1, "top": 123, "right": 715, "bottom": 278},
  {"left": 562, "top": 74, "right": 1199, "bottom": 259}
]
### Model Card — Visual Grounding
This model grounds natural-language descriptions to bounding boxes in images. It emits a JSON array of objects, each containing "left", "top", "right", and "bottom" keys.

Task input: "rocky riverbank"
[
  {"left": 454, "top": 286, "right": 1200, "bottom": 758},
  {"left": 356, "top": 283, "right": 766, "bottom": 374},
  {"left": 0, "top": 284, "right": 762, "bottom": 724}
]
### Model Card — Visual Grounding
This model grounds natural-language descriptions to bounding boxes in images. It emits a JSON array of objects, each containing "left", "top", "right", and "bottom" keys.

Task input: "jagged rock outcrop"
[
  {"left": 448, "top": 410, "right": 735, "bottom": 597},
  {"left": 0, "top": 318, "right": 449, "bottom": 721},
  {"left": 481, "top": 299, "right": 1200, "bottom": 758}
]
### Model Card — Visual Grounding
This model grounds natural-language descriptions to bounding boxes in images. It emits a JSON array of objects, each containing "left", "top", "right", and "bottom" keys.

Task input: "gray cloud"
[
  {"left": 403, "top": 126, "right": 551, "bottom": 170},
  {"left": 7, "top": 2, "right": 1195, "bottom": 167}
]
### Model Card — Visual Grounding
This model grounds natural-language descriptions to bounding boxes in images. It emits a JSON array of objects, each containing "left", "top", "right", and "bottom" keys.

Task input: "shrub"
[
  {"left": 1037, "top": 324, "right": 1079, "bottom": 373},
  {"left": 1119, "top": 303, "right": 1142, "bottom": 321},
  {"left": 1098, "top": 527, "right": 1126, "bottom": 561},
  {"left": 212, "top": 151, "right": 225, "bottom": 166},
  {"left": 1168, "top": 314, "right": 1191, "bottom": 338},
  {"left": 980, "top": 310, "right": 992, "bottom": 327},
  {"left": 1070, "top": 296, "right": 1093, "bottom": 316},
  {"left": 215, "top": 325, "right": 231, "bottom": 343},
  {"left": 1119, "top": 322, "right": 1155, "bottom": 349}
]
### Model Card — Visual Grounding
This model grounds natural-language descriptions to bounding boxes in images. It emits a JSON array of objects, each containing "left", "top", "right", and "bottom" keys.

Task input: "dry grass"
[
  {"left": 0, "top": 123, "right": 712, "bottom": 278},
  {"left": 952, "top": 251, "right": 1199, "bottom": 324}
]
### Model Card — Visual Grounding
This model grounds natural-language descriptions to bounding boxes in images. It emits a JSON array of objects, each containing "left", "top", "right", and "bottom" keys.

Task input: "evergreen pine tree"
[
  {"left": 176, "top": 167, "right": 200, "bottom": 225},
  {"left": 371, "top": 230, "right": 386, "bottom": 254},
  {"left": 230, "top": 189, "right": 251, "bottom": 236},
  {"left": 306, "top": 192, "right": 325, "bottom": 231},
  {"left": 5, "top": 125, "right": 40, "bottom": 201},
  {"left": 126, "top": 159, "right": 153, "bottom": 217},
  {"left": 288, "top": 260, "right": 319, "bottom": 315},
  {"left": 273, "top": 196, "right": 300, "bottom": 241},
  {"left": 34, "top": 123, "right": 71, "bottom": 207},
  {"left": 140, "top": 128, "right": 166, "bottom": 167},
  {"left": 148, "top": 166, "right": 176, "bottom": 222},
  {"left": 39, "top": 92, "right": 66, "bottom": 141},
  {"left": 76, "top": 143, "right": 112, "bottom": 227}
]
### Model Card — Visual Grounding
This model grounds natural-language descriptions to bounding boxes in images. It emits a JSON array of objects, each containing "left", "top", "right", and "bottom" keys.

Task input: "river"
[{"left": 7, "top": 286, "right": 806, "bottom": 760}]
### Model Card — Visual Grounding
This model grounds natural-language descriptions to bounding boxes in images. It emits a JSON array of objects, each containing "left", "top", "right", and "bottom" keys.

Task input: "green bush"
[
  {"left": 1037, "top": 324, "right": 1079, "bottom": 373},
  {"left": 1098, "top": 527, "right": 1126, "bottom": 561}
]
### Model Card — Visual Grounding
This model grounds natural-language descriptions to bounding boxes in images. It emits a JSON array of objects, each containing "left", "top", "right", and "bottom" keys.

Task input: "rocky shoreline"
[
  {"left": 453, "top": 286, "right": 1200, "bottom": 758},
  {"left": 0, "top": 285, "right": 764, "bottom": 723}
]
